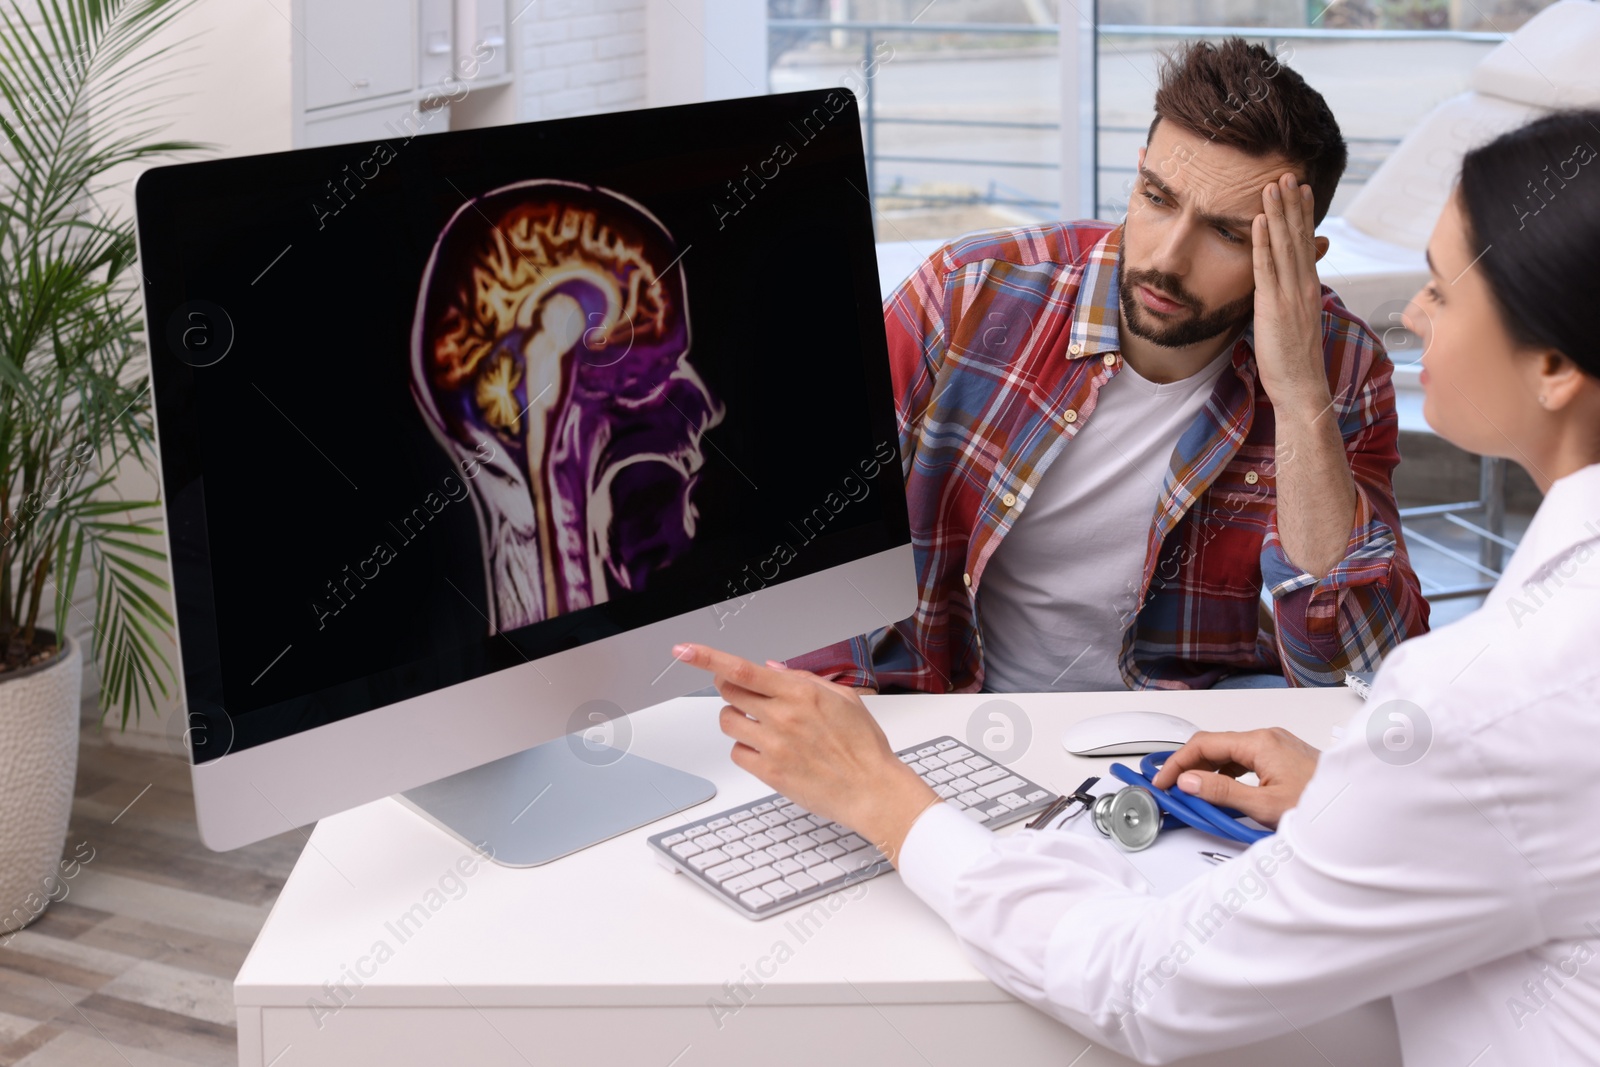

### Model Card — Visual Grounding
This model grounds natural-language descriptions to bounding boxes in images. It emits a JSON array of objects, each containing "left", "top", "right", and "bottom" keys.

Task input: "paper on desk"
[{"left": 1048, "top": 777, "right": 1247, "bottom": 897}]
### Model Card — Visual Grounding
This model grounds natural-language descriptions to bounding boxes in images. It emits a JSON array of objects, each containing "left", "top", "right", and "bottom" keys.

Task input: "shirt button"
[
  {"left": 962, "top": 572, "right": 972, "bottom": 588},
  {"left": 1001, "top": 492, "right": 1017, "bottom": 508},
  {"left": 1068, "top": 342, "right": 1082, "bottom": 356},
  {"left": 1245, "top": 470, "right": 1260, "bottom": 485},
  {"left": 1103, "top": 352, "right": 1117, "bottom": 367},
  {"left": 1064, "top": 409, "right": 1078, "bottom": 423}
]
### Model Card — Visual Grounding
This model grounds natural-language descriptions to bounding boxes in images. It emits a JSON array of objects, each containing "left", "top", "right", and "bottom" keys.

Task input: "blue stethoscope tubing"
[{"left": 1108, "top": 751, "right": 1273, "bottom": 846}]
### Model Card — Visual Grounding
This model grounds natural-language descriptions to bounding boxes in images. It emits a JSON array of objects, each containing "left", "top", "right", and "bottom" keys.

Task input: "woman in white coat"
[{"left": 672, "top": 109, "right": 1600, "bottom": 1065}]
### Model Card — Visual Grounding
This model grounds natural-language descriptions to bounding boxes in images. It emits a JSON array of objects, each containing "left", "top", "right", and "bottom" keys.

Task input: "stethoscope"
[{"left": 1031, "top": 752, "right": 1273, "bottom": 852}]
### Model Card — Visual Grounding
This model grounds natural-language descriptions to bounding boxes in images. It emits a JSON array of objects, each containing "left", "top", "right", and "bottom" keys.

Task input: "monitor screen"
[{"left": 137, "top": 89, "right": 907, "bottom": 765}]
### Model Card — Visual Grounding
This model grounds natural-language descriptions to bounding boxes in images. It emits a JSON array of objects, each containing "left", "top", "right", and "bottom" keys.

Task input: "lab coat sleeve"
[{"left": 895, "top": 701, "right": 1547, "bottom": 1064}]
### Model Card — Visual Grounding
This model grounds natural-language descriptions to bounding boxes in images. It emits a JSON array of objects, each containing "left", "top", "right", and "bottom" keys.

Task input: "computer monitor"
[{"left": 135, "top": 88, "right": 914, "bottom": 863}]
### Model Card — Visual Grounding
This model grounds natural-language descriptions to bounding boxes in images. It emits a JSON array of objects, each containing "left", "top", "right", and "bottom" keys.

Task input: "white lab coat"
[{"left": 897, "top": 461, "right": 1600, "bottom": 1066}]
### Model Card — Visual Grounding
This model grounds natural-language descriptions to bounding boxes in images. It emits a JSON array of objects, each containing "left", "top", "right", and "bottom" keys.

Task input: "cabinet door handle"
[
  {"left": 352, "top": 77, "right": 370, "bottom": 88},
  {"left": 427, "top": 30, "right": 451, "bottom": 55}
]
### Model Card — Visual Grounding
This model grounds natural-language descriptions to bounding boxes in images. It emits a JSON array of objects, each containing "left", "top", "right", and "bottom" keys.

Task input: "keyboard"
[{"left": 647, "top": 735, "right": 1058, "bottom": 920}]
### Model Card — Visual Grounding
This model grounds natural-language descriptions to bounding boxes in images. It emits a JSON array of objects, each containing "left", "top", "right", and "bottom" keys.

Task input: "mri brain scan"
[{"left": 411, "top": 180, "right": 725, "bottom": 633}]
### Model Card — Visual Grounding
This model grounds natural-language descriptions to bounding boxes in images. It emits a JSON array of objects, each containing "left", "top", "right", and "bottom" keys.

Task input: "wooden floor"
[{"left": 0, "top": 727, "right": 305, "bottom": 1067}]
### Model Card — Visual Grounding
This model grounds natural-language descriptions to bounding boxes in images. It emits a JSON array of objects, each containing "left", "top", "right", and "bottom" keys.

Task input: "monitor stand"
[{"left": 395, "top": 737, "right": 716, "bottom": 867}]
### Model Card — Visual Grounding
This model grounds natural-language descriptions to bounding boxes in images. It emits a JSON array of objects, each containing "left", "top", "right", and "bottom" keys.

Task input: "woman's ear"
[{"left": 1533, "top": 349, "right": 1587, "bottom": 411}]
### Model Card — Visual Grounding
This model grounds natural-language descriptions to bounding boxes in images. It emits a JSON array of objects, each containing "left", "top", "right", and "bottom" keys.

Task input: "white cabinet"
[
  {"left": 456, "top": 0, "right": 508, "bottom": 80},
  {"left": 293, "top": 0, "right": 513, "bottom": 147},
  {"left": 302, "top": 0, "right": 416, "bottom": 111}
]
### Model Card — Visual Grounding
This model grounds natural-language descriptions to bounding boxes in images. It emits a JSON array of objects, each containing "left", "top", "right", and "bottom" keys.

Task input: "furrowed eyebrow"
[
  {"left": 1138, "top": 166, "right": 1258, "bottom": 233},
  {"left": 1425, "top": 247, "right": 1440, "bottom": 277}
]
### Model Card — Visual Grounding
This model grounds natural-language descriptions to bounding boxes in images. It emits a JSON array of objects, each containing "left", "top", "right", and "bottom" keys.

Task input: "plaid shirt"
[{"left": 790, "top": 220, "right": 1429, "bottom": 691}]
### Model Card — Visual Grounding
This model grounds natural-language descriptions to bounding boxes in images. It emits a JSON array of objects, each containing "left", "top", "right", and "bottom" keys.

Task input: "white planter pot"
[{"left": 0, "top": 634, "right": 82, "bottom": 934}]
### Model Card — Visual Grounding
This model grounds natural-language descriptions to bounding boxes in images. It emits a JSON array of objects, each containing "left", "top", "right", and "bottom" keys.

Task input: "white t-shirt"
[{"left": 977, "top": 343, "right": 1234, "bottom": 692}]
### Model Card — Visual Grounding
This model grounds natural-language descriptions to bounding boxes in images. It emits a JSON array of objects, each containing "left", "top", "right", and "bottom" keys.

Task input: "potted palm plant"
[{"left": 0, "top": 0, "right": 197, "bottom": 934}]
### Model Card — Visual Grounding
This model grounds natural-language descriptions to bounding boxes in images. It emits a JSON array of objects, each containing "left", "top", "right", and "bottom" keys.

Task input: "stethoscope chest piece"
[{"left": 1091, "top": 786, "right": 1162, "bottom": 852}]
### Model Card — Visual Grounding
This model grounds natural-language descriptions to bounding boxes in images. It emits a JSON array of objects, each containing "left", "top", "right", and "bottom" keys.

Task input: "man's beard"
[{"left": 1117, "top": 244, "right": 1254, "bottom": 349}]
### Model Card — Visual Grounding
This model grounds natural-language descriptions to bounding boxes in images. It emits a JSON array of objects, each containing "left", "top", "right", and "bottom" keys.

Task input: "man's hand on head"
[
  {"left": 1250, "top": 171, "right": 1334, "bottom": 414},
  {"left": 672, "top": 643, "right": 938, "bottom": 865}
]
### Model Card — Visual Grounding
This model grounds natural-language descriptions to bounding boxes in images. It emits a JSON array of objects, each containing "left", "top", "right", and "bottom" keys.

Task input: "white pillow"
[
  {"left": 1469, "top": 0, "right": 1600, "bottom": 109},
  {"left": 1340, "top": 91, "right": 1543, "bottom": 250}
]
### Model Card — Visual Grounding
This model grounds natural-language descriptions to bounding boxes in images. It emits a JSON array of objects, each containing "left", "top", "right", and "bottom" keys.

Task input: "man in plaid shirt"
[{"left": 788, "top": 39, "right": 1428, "bottom": 693}]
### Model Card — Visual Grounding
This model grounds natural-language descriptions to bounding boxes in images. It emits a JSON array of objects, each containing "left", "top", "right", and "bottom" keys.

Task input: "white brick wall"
[{"left": 517, "top": 0, "right": 648, "bottom": 122}]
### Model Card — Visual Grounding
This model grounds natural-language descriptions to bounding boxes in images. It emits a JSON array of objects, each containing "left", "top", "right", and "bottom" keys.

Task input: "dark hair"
[
  {"left": 1457, "top": 110, "right": 1600, "bottom": 380},
  {"left": 1146, "top": 38, "right": 1348, "bottom": 227}
]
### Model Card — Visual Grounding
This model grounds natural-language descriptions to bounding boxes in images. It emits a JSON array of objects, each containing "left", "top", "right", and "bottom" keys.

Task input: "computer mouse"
[{"left": 1060, "top": 711, "right": 1200, "bottom": 757}]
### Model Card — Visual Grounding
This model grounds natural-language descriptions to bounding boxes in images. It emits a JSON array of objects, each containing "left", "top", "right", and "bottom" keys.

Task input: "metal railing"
[
  {"left": 768, "top": 19, "right": 1061, "bottom": 211},
  {"left": 768, "top": 17, "right": 1509, "bottom": 220}
]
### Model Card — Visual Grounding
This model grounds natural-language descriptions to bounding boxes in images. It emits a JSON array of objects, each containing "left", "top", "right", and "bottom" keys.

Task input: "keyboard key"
[
  {"left": 789, "top": 816, "right": 818, "bottom": 833},
  {"left": 927, "top": 768, "right": 954, "bottom": 784},
  {"left": 716, "top": 826, "right": 746, "bottom": 843},
  {"left": 997, "top": 792, "right": 1027, "bottom": 810},
  {"left": 689, "top": 849, "right": 729, "bottom": 870},
  {"left": 935, "top": 739, "right": 958, "bottom": 750},
  {"left": 784, "top": 872, "right": 818, "bottom": 892},
  {"left": 768, "top": 880, "right": 798, "bottom": 901},
  {"left": 898, "top": 752, "right": 919, "bottom": 763},
  {"left": 753, "top": 802, "right": 775, "bottom": 814},
  {"left": 935, "top": 784, "right": 958, "bottom": 798},
  {"left": 738, "top": 819, "right": 765, "bottom": 834},
  {"left": 759, "top": 812, "right": 788, "bottom": 828},
  {"left": 1024, "top": 789, "right": 1051, "bottom": 803},
  {"left": 723, "top": 875, "right": 752, "bottom": 895},
  {"left": 949, "top": 776, "right": 976, "bottom": 793},
  {"left": 670, "top": 840, "right": 702, "bottom": 859},
  {"left": 780, "top": 804, "right": 805, "bottom": 819},
  {"left": 774, "top": 857, "right": 803, "bottom": 875},
  {"left": 685, "top": 824, "right": 708, "bottom": 837},
  {"left": 963, "top": 807, "right": 989, "bottom": 823},
  {"left": 745, "top": 848, "right": 773, "bottom": 865},
  {"left": 948, "top": 746, "right": 974, "bottom": 760},
  {"left": 766, "top": 842, "right": 796, "bottom": 860},
  {"left": 957, "top": 791, "right": 986, "bottom": 807},
  {"left": 916, "top": 745, "right": 938, "bottom": 757},
  {"left": 816, "top": 842, "right": 846, "bottom": 860},
  {"left": 708, "top": 817, "right": 731, "bottom": 830},
  {"left": 661, "top": 832, "right": 686, "bottom": 846},
  {"left": 767, "top": 826, "right": 796, "bottom": 843},
  {"left": 837, "top": 834, "right": 866, "bottom": 851},
  {"left": 920, "top": 754, "right": 948, "bottom": 770},
  {"left": 806, "top": 828, "right": 839, "bottom": 847},
  {"left": 723, "top": 841, "right": 752, "bottom": 859},
  {"left": 808, "top": 861, "right": 847, "bottom": 884},
  {"left": 840, "top": 848, "right": 884, "bottom": 873},
  {"left": 985, "top": 803, "right": 1009, "bottom": 818},
  {"left": 744, "top": 832, "right": 773, "bottom": 850},
  {"left": 795, "top": 850, "right": 825, "bottom": 868},
  {"left": 731, "top": 810, "right": 753, "bottom": 822},
  {"left": 969, "top": 765, "right": 1007, "bottom": 786},
  {"left": 909, "top": 759, "right": 936, "bottom": 774},
  {"left": 740, "top": 889, "right": 774, "bottom": 910},
  {"left": 746, "top": 866, "right": 781, "bottom": 887},
  {"left": 707, "top": 859, "right": 751, "bottom": 881},
  {"left": 978, "top": 775, "right": 1026, "bottom": 800},
  {"left": 828, "top": 822, "right": 849, "bottom": 835}
]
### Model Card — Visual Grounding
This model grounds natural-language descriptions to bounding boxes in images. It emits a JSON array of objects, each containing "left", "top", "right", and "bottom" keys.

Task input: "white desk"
[{"left": 235, "top": 688, "right": 1403, "bottom": 1066}]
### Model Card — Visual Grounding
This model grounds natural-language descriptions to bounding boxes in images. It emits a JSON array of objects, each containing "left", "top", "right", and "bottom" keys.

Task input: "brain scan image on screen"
[{"left": 411, "top": 180, "right": 725, "bottom": 633}]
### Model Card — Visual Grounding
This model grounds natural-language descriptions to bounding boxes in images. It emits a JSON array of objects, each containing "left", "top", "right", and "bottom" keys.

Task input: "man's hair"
[{"left": 1145, "top": 39, "right": 1348, "bottom": 227}]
